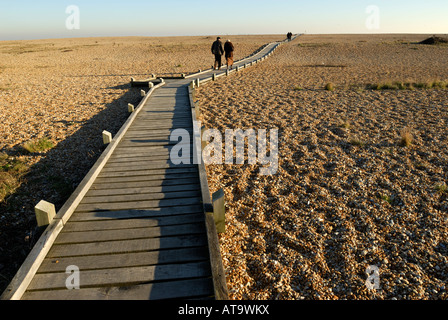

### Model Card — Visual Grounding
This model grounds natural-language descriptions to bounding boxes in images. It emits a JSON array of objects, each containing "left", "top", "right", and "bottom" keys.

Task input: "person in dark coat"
[
  {"left": 224, "top": 40, "right": 234, "bottom": 70},
  {"left": 211, "top": 37, "right": 224, "bottom": 70}
]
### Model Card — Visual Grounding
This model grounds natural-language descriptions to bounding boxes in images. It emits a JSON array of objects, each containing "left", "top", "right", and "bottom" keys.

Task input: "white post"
[
  {"left": 212, "top": 189, "right": 226, "bottom": 234},
  {"left": 190, "top": 81, "right": 195, "bottom": 89},
  {"left": 212, "top": 74, "right": 216, "bottom": 81},
  {"left": 102, "top": 130, "right": 112, "bottom": 144},
  {"left": 35, "top": 200, "right": 56, "bottom": 227},
  {"left": 128, "top": 103, "right": 135, "bottom": 113},
  {"left": 196, "top": 78, "right": 200, "bottom": 87},
  {"left": 140, "top": 90, "right": 145, "bottom": 97},
  {"left": 149, "top": 82, "right": 154, "bottom": 88}
]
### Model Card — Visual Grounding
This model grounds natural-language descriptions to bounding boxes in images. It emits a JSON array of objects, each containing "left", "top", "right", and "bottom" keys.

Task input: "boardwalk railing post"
[
  {"left": 212, "top": 189, "right": 226, "bottom": 234},
  {"left": 140, "top": 90, "right": 146, "bottom": 97},
  {"left": 128, "top": 103, "right": 135, "bottom": 113},
  {"left": 212, "top": 74, "right": 216, "bottom": 81},
  {"left": 201, "top": 126, "right": 206, "bottom": 151},
  {"left": 149, "top": 82, "right": 154, "bottom": 88},
  {"left": 102, "top": 130, "right": 112, "bottom": 144},
  {"left": 196, "top": 78, "right": 200, "bottom": 88},
  {"left": 34, "top": 200, "right": 56, "bottom": 227}
]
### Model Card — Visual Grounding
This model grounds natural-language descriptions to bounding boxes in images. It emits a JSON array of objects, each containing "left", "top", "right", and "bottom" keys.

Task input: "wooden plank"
[
  {"left": 118, "top": 140, "right": 190, "bottom": 148},
  {"left": 136, "top": 114, "right": 192, "bottom": 121},
  {"left": 62, "top": 212, "right": 205, "bottom": 232},
  {"left": 76, "top": 196, "right": 202, "bottom": 212},
  {"left": 91, "top": 178, "right": 198, "bottom": 190},
  {"left": 86, "top": 183, "right": 200, "bottom": 196},
  {"left": 107, "top": 154, "right": 173, "bottom": 163},
  {"left": 47, "top": 234, "right": 208, "bottom": 258},
  {"left": 101, "top": 163, "right": 194, "bottom": 173},
  {"left": 22, "top": 278, "right": 214, "bottom": 300},
  {"left": 92, "top": 175, "right": 198, "bottom": 184},
  {"left": 111, "top": 145, "right": 185, "bottom": 154},
  {"left": 121, "top": 134, "right": 191, "bottom": 142},
  {"left": 38, "top": 247, "right": 209, "bottom": 273},
  {"left": 27, "top": 261, "right": 212, "bottom": 291},
  {"left": 96, "top": 168, "right": 198, "bottom": 179},
  {"left": 55, "top": 223, "right": 206, "bottom": 244},
  {"left": 71, "top": 206, "right": 203, "bottom": 221}
]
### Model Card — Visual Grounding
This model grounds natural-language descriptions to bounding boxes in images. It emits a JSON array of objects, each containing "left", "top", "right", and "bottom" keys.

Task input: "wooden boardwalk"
[{"left": 1, "top": 39, "right": 289, "bottom": 300}]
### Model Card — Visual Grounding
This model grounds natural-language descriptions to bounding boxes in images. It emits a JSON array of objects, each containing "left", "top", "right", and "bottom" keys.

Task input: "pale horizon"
[{"left": 1, "top": 0, "right": 447, "bottom": 41}]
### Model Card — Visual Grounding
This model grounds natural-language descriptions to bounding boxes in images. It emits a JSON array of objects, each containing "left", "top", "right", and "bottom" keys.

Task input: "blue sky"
[{"left": 0, "top": 0, "right": 447, "bottom": 40}]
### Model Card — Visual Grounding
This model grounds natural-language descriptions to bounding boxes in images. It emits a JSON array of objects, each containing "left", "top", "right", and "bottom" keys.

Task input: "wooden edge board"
[
  {"left": 0, "top": 82, "right": 167, "bottom": 300},
  {"left": 188, "top": 85, "right": 229, "bottom": 300}
]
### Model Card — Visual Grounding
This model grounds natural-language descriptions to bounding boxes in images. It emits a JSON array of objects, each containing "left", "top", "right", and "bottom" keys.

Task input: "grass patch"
[
  {"left": 325, "top": 83, "right": 335, "bottom": 91},
  {"left": 378, "top": 193, "right": 393, "bottom": 204},
  {"left": 434, "top": 183, "right": 448, "bottom": 195},
  {"left": 399, "top": 128, "right": 413, "bottom": 147},
  {"left": 367, "top": 80, "right": 447, "bottom": 91},
  {"left": 349, "top": 137, "right": 364, "bottom": 147},
  {"left": 339, "top": 119, "right": 351, "bottom": 129},
  {"left": 293, "top": 85, "right": 303, "bottom": 91},
  {"left": 0, "top": 153, "right": 29, "bottom": 202},
  {"left": 297, "top": 43, "right": 331, "bottom": 48},
  {"left": 22, "top": 137, "right": 55, "bottom": 154},
  {"left": 304, "top": 64, "right": 347, "bottom": 68}
]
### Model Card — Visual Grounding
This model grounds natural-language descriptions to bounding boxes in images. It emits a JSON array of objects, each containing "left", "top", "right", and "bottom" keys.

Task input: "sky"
[{"left": 0, "top": 0, "right": 447, "bottom": 41}]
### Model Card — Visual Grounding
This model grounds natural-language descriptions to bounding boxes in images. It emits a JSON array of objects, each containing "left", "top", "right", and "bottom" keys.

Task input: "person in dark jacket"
[
  {"left": 224, "top": 40, "right": 234, "bottom": 70},
  {"left": 211, "top": 37, "right": 224, "bottom": 70}
]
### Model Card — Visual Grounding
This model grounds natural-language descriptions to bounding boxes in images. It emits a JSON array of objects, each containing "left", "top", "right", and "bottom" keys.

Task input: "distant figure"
[
  {"left": 211, "top": 37, "right": 224, "bottom": 70},
  {"left": 287, "top": 32, "right": 292, "bottom": 41},
  {"left": 224, "top": 40, "right": 234, "bottom": 70}
]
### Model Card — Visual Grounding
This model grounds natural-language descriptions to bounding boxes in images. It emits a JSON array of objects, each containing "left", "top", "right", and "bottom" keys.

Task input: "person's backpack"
[{"left": 212, "top": 41, "right": 223, "bottom": 55}]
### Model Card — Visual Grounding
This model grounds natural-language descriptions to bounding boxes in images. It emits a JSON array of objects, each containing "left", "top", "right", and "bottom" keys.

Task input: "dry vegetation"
[
  {"left": 0, "top": 34, "right": 282, "bottom": 293},
  {"left": 196, "top": 34, "right": 448, "bottom": 300}
]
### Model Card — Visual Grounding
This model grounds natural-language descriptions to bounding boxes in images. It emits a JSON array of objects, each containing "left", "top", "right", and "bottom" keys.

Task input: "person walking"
[
  {"left": 224, "top": 39, "right": 234, "bottom": 70},
  {"left": 211, "top": 37, "right": 224, "bottom": 70}
]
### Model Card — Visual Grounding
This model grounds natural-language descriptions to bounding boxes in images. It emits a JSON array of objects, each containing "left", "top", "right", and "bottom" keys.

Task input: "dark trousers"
[{"left": 214, "top": 54, "right": 222, "bottom": 69}]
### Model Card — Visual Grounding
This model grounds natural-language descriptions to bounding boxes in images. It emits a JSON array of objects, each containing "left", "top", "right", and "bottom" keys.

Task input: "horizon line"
[{"left": 1, "top": 32, "right": 447, "bottom": 43}]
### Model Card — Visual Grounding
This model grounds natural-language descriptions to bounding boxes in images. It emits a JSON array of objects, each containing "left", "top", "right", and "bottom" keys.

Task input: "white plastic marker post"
[
  {"left": 34, "top": 200, "right": 56, "bottom": 227},
  {"left": 128, "top": 103, "right": 135, "bottom": 113},
  {"left": 102, "top": 131, "right": 112, "bottom": 144}
]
